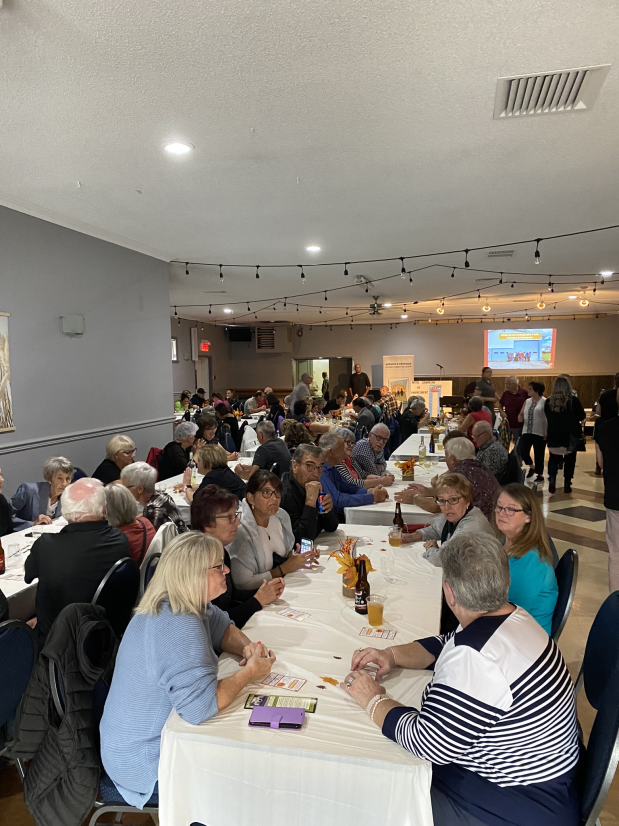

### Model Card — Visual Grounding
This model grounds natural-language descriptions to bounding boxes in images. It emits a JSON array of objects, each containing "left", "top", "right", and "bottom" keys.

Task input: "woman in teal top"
[{"left": 493, "top": 483, "right": 558, "bottom": 634}]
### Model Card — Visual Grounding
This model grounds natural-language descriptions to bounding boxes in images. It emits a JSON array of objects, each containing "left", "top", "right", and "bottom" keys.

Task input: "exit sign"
[{"left": 200, "top": 340, "right": 211, "bottom": 353}]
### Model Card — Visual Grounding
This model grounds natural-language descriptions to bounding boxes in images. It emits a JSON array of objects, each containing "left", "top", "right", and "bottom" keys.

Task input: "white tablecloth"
[
  {"left": 0, "top": 519, "right": 67, "bottom": 620},
  {"left": 159, "top": 523, "right": 441, "bottom": 826}
]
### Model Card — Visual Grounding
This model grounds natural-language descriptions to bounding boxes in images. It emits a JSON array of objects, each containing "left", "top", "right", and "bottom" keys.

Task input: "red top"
[
  {"left": 118, "top": 516, "right": 155, "bottom": 565},
  {"left": 499, "top": 388, "right": 529, "bottom": 429},
  {"left": 343, "top": 456, "right": 359, "bottom": 479},
  {"left": 467, "top": 409, "right": 493, "bottom": 439}
]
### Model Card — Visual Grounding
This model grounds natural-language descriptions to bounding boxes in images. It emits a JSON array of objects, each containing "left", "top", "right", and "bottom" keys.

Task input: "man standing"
[
  {"left": 498, "top": 376, "right": 529, "bottom": 446},
  {"left": 24, "top": 478, "right": 129, "bottom": 642},
  {"left": 280, "top": 444, "right": 339, "bottom": 542},
  {"left": 319, "top": 431, "right": 388, "bottom": 511},
  {"left": 235, "top": 420, "right": 292, "bottom": 479},
  {"left": 475, "top": 367, "right": 497, "bottom": 407},
  {"left": 351, "top": 424, "right": 393, "bottom": 480},
  {"left": 289, "top": 373, "right": 313, "bottom": 408},
  {"left": 597, "top": 398, "right": 619, "bottom": 591},
  {"left": 378, "top": 385, "right": 400, "bottom": 419},
  {"left": 321, "top": 372, "right": 330, "bottom": 401},
  {"left": 349, "top": 363, "right": 371, "bottom": 400},
  {"left": 471, "top": 421, "right": 509, "bottom": 481}
]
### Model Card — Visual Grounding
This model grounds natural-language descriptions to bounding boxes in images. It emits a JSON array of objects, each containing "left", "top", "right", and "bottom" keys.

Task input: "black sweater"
[
  {"left": 212, "top": 550, "right": 262, "bottom": 629},
  {"left": 198, "top": 466, "right": 247, "bottom": 500},
  {"left": 544, "top": 397, "right": 585, "bottom": 449},
  {"left": 0, "top": 493, "right": 15, "bottom": 538},
  {"left": 159, "top": 442, "right": 190, "bottom": 481},
  {"left": 280, "top": 472, "right": 340, "bottom": 542}
]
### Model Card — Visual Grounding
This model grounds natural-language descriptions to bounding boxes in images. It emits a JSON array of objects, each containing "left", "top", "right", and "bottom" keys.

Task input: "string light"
[
  {"left": 346, "top": 308, "right": 348, "bottom": 315},
  {"left": 219, "top": 265, "right": 224, "bottom": 282},
  {"left": 534, "top": 239, "right": 541, "bottom": 264},
  {"left": 284, "top": 298, "right": 287, "bottom": 308},
  {"left": 296, "top": 304, "right": 299, "bottom": 312},
  {"left": 365, "top": 284, "right": 369, "bottom": 293},
  {"left": 185, "top": 262, "right": 189, "bottom": 275},
  {"left": 409, "top": 273, "right": 413, "bottom": 284},
  {"left": 324, "top": 291, "right": 328, "bottom": 301},
  {"left": 464, "top": 249, "right": 470, "bottom": 268},
  {"left": 208, "top": 305, "right": 212, "bottom": 314},
  {"left": 451, "top": 267, "right": 455, "bottom": 278},
  {"left": 299, "top": 265, "right": 306, "bottom": 282},
  {"left": 400, "top": 257, "right": 406, "bottom": 275},
  {"left": 255, "top": 265, "right": 260, "bottom": 279},
  {"left": 499, "top": 272, "right": 503, "bottom": 284},
  {"left": 537, "top": 295, "right": 546, "bottom": 309},
  {"left": 482, "top": 303, "right": 491, "bottom": 312},
  {"left": 477, "top": 290, "right": 481, "bottom": 301},
  {"left": 344, "top": 262, "right": 349, "bottom": 276},
  {"left": 511, "top": 281, "right": 515, "bottom": 288}
]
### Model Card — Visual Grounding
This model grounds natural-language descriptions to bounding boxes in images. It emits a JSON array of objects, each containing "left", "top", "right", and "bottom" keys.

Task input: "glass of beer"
[
  {"left": 367, "top": 595, "right": 385, "bottom": 627},
  {"left": 388, "top": 527, "right": 402, "bottom": 547}
]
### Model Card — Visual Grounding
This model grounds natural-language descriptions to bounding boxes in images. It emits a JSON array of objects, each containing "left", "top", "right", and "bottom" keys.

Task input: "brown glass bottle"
[
  {"left": 393, "top": 502, "right": 404, "bottom": 529},
  {"left": 354, "top": 559, "right": 370, "bottom": 614},
  {"left": 0, "top": 538, "right": 5, "bottom": 576},
  {"left": 429, "top": 432, "right": 436, "bottom": 454}
]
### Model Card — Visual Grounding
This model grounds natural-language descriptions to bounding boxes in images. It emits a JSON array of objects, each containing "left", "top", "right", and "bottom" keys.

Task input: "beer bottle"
[
  {"left": 429, "top": 432, "right": 436, "bottom": 454},
  {"left": 354, "top": 559, "right": 370, "bottom": 614},
  {"left": 0, "top": 538, "right": 5, "bottom": 576},
  {"left": 393, "top": 502, "right": 404, "bottom": 529}
]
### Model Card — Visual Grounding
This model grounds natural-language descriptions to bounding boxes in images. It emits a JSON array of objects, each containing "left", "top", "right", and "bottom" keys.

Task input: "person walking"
[{"left": 544, "top": 376, "right": 585, "bottom": 495}]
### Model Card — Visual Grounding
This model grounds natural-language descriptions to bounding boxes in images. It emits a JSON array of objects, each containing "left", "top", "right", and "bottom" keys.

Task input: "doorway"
[
  {"left": 196, "top": 356, "right": 212, "bottom": 397},
  {"left": 293, "top": 358, "right": 352, "bottom": 399}
]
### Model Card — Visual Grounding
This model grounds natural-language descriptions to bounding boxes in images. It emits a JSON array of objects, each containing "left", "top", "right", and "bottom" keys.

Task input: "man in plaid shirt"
[
  {"left": 379, "top": 386, "right": 400, "bottom": 418},
  {"left": 351, "top": 424, "right": 392, "bottom": 478}
]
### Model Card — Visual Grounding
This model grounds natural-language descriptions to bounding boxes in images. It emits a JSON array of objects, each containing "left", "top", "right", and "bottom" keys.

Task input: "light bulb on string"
[
  {"left": 534, "top": 239, "right": 541, "bottom": 264},
  {"left": 436, "top": 303, "right": 444, "bottom": 315},
  {"left": 208, "top": 305, "right": 212, "bottom": 314},
  {"left": 451, "top": 267, "right": 455, "bottom": 278},
  {"left": 482, "top": 303, "right": 491, "bottom": 312},
  {"left": 499, "top": 272, "right": 503, "bottom": 284},
  {"left": 511, "top": 281, "right": 515, "bottom": 289},
  {"left": 400, "top": 257, "right": 406, "bottom": 276},
  {"left": 537, "top": 295, "right": 546, "bottom": 309},
  {"left": 219, "top": 264, "right": 224, "bottom": 282},
  {"left": 365, "top": 284, "right": 369, "bottom": 293},
  {"left": 344, "top": 262, "right": 349, "bottom": 276},
  {"left": 255, "top": 265, "right": 260, "bottom": 279},
  {"left": 185, "top": 262, "right": 189, "bottom": 275},
  {"left": 174, "top": 305, "right": 178, "bottom": 317},
  {"left": 580, "top": 296, "right": 589, "bottom": 307},
  {"left": 299, "top": 265, "right": 306, "bottom": 282},
  {"left": 247, "top": 303, "right": 251, "bottom": 312},
  {"left": 409, "top": 273, "right": 413, "bottom": 284},
  {"left": 346, "top": 307, "right": 349, "bottom": 315},
  {"left": 283, "top": 297, "right": 287, "bottom": 308},
  {"left": 296, "top": 304, "right": 299, "bottom": 312},
  {"left": 477, "top": 290, "right": 481, "bottom": 301},
  {"left": 324, "top": 291, "right": 328, "bottom": 301},
  {"left": 593, "top": 284, "right": 597, "bottom": 295},
  {"left": 464, "top": 249, "right": 470, "bottom": 268}
]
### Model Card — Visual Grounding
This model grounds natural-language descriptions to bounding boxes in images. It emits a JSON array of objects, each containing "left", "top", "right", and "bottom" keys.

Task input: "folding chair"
[
  {"left": 550, "top": 548, "right": 578, "bottom": 642},
  {"left": 0, "top": 620, "right": 38, "bottom": 758},
  {"left": 139, "top": 551, "right": 162, "bottom": 599},
  {"left": 92, "top": 558, "right": 140, "bottom": 638}
]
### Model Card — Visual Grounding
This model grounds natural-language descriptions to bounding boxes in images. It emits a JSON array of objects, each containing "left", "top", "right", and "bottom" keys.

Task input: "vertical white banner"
[{"left": 382, "top": 355, "right": 415, "bottom": 402}]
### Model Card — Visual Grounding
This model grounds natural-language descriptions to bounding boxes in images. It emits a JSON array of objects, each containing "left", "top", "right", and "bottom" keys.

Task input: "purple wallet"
[{"left": 248, "top": 707, "right": 305, "bottom": 729}]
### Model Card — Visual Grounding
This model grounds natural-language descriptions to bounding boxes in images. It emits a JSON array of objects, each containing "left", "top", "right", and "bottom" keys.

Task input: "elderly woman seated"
[
  {"left": 342, "top": 533, "right": 580, "bottom": 826},
  {"left": 121, "top": 461, "right": 186, "bottom": 532},
  {"left": 159, "top": 421, "right": 199, "bottom": 481},
  {"left": 100, "top": 531, "right": 277, "bottom": 808},
  {"left": 10, "top": 456, "right": 74, "bottom": 527},
  {"left": 228, "top": 470, "right": 319, "bottom": 590},
  {"left": 493, "top": 483, "right": 558, "bottom": 634},
  {"left": 92, "top": 435, "right": 136, "bottom": 485},
  {"left": 281, "top": 419, "right": 313, "bottom": 454},
  {"left": 184, "top": 444, "right": 247, "bottom": 504},
  {"left": 332, "top": 427, "right": 392, "bottom": 489},
  {"left": 105, "top": 482, "right": 155, "bottom": 564},
  {"left": 191, "top": 484, "right": 284, "bottom": 627},
  {"left": 402, "top": 472, "right": 493, "bottom": 560}
]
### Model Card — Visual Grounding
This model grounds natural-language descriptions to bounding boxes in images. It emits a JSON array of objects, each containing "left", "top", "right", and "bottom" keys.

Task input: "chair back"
[
  {"left": 547, "top": 534, "right": 560, "bottom": 569},
  {"left": 579, "top": 591, "right": 619, "bottom": 710},
  {"left": 269, "top": 462, "right": 280, "bottom": 478},
  {"left": 146, "top": 447, "right": 163, "bottom": 482},
  {"left": 551, "top": 548, "right": 578, "bottom": 642},
  {"left": 148, "top": 520, "right": 178, "bottom": 555},
  {"left": 0, "top": 620, "right": 38, "bottom": 733},
  {"left": 91, "top": 558, "right": 139, "bottom": 638},
  {"left": 139, "top": 551, "right": 162, "bottom": 599},
  {"left": 500, "top": 448, "right": 521, "bottom": 485},
  {"left": 71, "top": 467, "right": 88, "bottom": 482}
]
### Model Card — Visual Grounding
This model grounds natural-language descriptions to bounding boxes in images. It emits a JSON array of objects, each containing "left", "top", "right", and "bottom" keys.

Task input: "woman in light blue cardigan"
[
  {"left": 493, "top": 483, "right": 558, "bottom": 634},
  {"left": 100, "top": 531, "right": 276, "bottom": 808}
]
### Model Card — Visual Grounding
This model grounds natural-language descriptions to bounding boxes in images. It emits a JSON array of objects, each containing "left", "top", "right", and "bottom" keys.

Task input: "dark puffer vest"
[{"left": 11, "top": 603, "right": 117, "bottom": 826}]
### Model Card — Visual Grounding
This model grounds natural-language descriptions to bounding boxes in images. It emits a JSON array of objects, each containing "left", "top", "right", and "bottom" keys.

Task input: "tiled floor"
[{"left": 0, "top": 444, "right": 617, "bottom": 825}]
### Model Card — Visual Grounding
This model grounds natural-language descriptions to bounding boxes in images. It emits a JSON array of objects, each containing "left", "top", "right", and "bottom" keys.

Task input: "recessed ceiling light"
[
  {"left": 400, "top": 313, "right": 408, "bottom": 319},
  {"left": 305, "top": 245, "right": 321, "bottom": 252},
  {"left": 569, "top": 295, "right": 577, "bottom": 299},
  {"left": 164, "top": 142, "right": 194, "bottom": 155},
  {"left": 600, "top": 271, "right": 613, "bottom": 277},
  {"left": 384, "top": 303, "right": 392, "bottom": 308},
  {"left": 223, "top": 308, "right": 233, "bottom": 314}
]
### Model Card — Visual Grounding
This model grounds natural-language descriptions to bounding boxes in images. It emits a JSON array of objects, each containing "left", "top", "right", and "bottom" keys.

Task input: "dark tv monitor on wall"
[{"left": 228, "top": 327, "right": 253, "bottom": 343}]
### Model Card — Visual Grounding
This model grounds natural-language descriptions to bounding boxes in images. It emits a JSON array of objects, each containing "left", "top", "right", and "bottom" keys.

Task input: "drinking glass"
[
  {"left": 367, "top": 595, "right": 386, "bottom": 627},
  {"left": 380, "top": 551, "right": 397, "bottom": 583},
  {"left": 388, "top": 528, "right": 402, "bottom": 547}
]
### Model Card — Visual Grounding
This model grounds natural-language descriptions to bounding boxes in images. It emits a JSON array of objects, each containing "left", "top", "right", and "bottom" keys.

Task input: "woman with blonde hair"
[
  {"left": 92, "top": 434, "right": 136, "bottom": 485},
  {"left": 544, "top": 375, "right": 585, "bottom": 494},
  {"left": 493, "top": 483, "right": 558, "bottom": 633},
  {"left": 100, "top": 531, "right": 276, "bottom": 809},
  {"left": 183, "top": 443, "right": 247, "bottom": 503}
]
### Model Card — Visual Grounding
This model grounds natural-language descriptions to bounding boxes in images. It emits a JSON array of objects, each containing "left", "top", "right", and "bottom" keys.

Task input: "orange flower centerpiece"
[
  {"left": 395, "top": 457, "right": 416, "bottom": 481},
  {"left": 329, "top": 537, "right": 375, "bottom": 598}
]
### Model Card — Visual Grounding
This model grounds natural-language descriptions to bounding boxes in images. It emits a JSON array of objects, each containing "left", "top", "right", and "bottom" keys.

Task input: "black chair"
[
  {"left": 500, "top": 448, "right": 522, "bottom": 485},
  {"left": 139, "top": 551, "right": 162, "bottom": 599},
  {"left": 0, "top": 620, "right": 38, "bottom": 757},
  {"left": 547, "top": 534, "right": 560, "bottom": 569},
  {"left": 550, "top": 549, "right": 578, "bottom": 642},
  {"left": 575, "top": 592, "right": 619, "bottom": 826},
  {"left": 269, "top": 461, "right": 281, "bottom": 478},
  {"left": 92, "top": 558, "right": 139, "bottom": 638}
]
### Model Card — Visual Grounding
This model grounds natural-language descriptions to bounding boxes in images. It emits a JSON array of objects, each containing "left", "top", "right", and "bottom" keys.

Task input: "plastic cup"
[
  {"left": 388, "top": 528, "right": 402, "bottom": 547},
  {"left": 367, "top": 595, "right": 385, "bottom": 627}
]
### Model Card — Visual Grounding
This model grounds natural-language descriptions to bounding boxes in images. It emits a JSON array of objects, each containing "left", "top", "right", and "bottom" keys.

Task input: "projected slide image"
[{"left": 485, "top": 329, "right": 556, "bottom": 370}]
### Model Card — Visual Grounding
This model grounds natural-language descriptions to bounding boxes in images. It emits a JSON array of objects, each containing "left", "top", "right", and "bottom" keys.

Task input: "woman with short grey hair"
[
  {"left": 11, "top": 456, "right": 74, "bottom": 527},
  {"left": 105, "top": 483, "right": 155, "bottom": 564},
  {"left": 121, "top": 461, "right": 187, "bottom": 534},
  {"left": 159, "top": 422, "right": 199, "bottom": 481},
  {"left": 93, "top": 434, "right": 137, "bottom": 485},
  {"left": 341, "top": 533, "right": 580, "bottom": 826}
]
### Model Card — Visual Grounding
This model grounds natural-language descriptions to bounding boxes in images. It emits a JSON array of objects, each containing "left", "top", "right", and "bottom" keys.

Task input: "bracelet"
[
  {"left": 366, "top": 693, "right": 383, "bottom": 715},
  {"left": 277, "top": 565, "right": 285, "bottom": 578},
  {"left": 386, "top": 646, "right": 397, "bottom": 667},
  {"left": 370, "top": 696, "right": 392, "bottom": 723}
]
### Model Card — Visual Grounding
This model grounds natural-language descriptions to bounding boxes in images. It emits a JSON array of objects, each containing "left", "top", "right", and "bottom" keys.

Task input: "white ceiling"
[{"left": 2, "top": 0, "right": 619, "bottom": 325}]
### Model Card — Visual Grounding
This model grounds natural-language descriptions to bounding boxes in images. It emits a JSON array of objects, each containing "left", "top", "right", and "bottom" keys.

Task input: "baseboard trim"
[{"left": 0, "top": 416, "right": 174, "bottom": 456}]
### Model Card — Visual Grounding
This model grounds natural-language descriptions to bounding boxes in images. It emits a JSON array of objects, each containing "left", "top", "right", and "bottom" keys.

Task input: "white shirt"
[
  {"left": 522, "top": 397, "right": 547, "bottom": 438},
  {"left": 256, "top": 516, "right": 286, "bottom": 571},
  {"left": 46, "top": 499, "right": 59, "bottom": 518}
]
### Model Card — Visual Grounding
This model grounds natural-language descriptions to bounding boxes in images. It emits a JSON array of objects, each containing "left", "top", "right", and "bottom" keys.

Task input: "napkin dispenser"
[{"left": 248, "top": 707, "right": 305, "bottom": 729}]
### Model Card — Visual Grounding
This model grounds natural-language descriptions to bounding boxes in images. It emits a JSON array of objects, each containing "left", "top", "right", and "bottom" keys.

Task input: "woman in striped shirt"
[
  {"left": 341, "top": 533, "right": 580, "bottom": 826},
  {"left": 332, "top": 427, "right": 389, "bottom": 489}
]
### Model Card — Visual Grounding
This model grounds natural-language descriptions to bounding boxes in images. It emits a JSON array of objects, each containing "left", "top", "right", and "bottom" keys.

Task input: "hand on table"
[
  {"left": 227, "top": 451, "right": 240, "bottom": 461},
  {"left": 239, "top": 641, "right": 276, "bottom": 668},
  {"left": 255, "top": 577, "right": 285, "bottom": 606},
  {"left": 394, "top": 490, "right": 416, "bottom": 504},
  {"left": 380, "top": 474, "right": 395, "bottom": 487},
  {"left": 423, "top": 540, "right": 439, "bottom": 550},
  {"left": 340, "top": 670, "right": 386, "bottom": 709},
  {"left": 372, "top": 486, "right": 388, "bottom": 503},
  {"left": 284, "top": 546, "right": 319, "bottom": 572},
  {"left": 351, "top": 646, "right": 393, "bottom": 678},
  {"left": 406, "top": 483, "right": 432, "bottom": 496},
  {"left": 33, "top": 515, "right": 53, "bottom": 526},
  {"left": 244, "top": 644, "right": 276, "bottom": 679},
  {"left": 401, "top": 530, "right": 422, "bottom": 544}
]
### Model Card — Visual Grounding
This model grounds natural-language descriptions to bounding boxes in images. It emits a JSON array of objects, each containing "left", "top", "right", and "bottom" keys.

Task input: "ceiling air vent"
[
  {"left": 256, "top": 327, "right": 276, "bottom": 350},
  {"left": 494, "top": 64, "right": 610, "bottom": 118},
  {"left": 487, "top": 249, "right": 514, "bottom": 259},
  {"left": 255, "top": 326, "right": 293, "bottom": 353}
]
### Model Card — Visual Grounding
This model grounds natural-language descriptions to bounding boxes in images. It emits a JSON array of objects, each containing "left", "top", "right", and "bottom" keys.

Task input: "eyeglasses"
[
  {"left": 495, "top": 504, "right": 525, "bottom": 516},
  {"left": 119, "top": 449, "right": 136, "bottom": 456},
  {"left": 302, "top": 462, "right": 324, "bottom": 472},
  {"left": 214, "top": 509, "right": 242, "bottom": 524},
  {"left": 260, "top": 488, "right": 282, "bottom": 500},
  {"left": 209, "top": 562, "right": 226, "bottom": 571},
  {"left": 435, "top": 495, "right": 463, "bottom": 506},
  {"left": 370, "top": 434, "right": 388, "bottom": 443}
]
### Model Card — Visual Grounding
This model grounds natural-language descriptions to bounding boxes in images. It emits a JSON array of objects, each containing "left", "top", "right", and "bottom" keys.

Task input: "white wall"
[
  {"left": 0, "top": 207, "right": 173, "bottom": 497},
  {"left": 170, "top": 315, "right": 619, "bottom": 392}
]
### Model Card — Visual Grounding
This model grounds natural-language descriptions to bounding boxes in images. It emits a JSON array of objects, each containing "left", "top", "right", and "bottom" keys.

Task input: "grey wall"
[
  {"left": 0, "top": 206, "right": 173, "bottom": 497},
  {"left": 168, "top": 315, "right": 619, "bottom": 393}
]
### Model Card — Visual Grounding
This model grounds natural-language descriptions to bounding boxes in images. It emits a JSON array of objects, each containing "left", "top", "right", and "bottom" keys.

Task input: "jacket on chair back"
[{"left": 11, "top": 603, "right": 117, "bottom": 826}]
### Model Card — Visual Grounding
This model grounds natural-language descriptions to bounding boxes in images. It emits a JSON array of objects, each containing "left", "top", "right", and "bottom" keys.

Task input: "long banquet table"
[{"left": 158, "top": 522, "right": 442, "bottom": 826}]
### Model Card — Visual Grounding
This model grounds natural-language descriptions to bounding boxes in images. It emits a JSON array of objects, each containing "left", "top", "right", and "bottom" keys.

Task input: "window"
[{"left": 171, "top": 337, "right": 178, "bottom": 363}]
